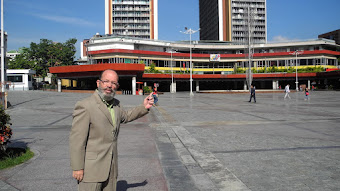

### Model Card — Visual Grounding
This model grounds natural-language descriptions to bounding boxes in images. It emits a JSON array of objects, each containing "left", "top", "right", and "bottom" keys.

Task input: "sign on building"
[{"left": 210, "top": 54, "right": 221, "bottom": 62}]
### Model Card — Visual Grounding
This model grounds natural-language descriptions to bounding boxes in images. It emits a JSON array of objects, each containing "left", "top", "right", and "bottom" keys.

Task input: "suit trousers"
[
  {"left": 78, "top": 157, "right": 117, "bottom": 191},
  {"left": 249, "top": 94, "right": 256, "bottom": 102}
]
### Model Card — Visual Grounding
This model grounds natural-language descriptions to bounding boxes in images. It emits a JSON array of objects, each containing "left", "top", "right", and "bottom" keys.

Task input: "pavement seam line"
[
  {"left": 152, "top": 106, "right": 205, "bottom": 190},
  {"left": 172, "top": 126, "right": 251, "bottom": 191},
  {"left": 155, "top": 106, "right": 251, "bottom": 191}
]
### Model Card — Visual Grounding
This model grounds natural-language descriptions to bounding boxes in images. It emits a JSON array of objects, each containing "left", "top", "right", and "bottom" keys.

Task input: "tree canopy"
[{"left": 8, "top": 38, "right": 77, "bottom": 77}]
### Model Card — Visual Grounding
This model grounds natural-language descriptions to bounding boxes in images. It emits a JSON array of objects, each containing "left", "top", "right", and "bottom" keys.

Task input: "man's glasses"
[{"left": 100, "top": 80, "right": 119, "bottom": 87}]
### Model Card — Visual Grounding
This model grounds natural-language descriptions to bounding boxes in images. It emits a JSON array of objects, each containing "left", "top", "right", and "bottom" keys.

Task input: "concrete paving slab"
[
  {"left": 153, "top": 91, "right": 340, "bottom": 191},
  {"left": 1, "top": 90, "right": 339, "bottom": 191}
]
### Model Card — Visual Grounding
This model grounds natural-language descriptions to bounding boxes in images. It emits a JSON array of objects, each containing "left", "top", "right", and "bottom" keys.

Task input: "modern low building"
[
  {"left": 6, "top": 69, "right": 36, "bottom": 91},
  {"left": 49, "top": 35, "right": 340, "bottom": 94}
]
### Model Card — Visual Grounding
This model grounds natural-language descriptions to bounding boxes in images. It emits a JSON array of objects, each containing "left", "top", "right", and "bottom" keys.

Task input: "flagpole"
[{"left": 1, "top": 0, "right": 5, "bottom": 93}]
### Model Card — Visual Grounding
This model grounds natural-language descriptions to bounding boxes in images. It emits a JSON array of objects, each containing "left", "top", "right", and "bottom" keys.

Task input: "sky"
[{"left": 1, "top": 0, "right": 340, "bottom": 59}]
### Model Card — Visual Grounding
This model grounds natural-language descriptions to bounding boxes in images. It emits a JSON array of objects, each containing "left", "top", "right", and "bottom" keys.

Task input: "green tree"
[
  {"left": 8, "top": 38, "right": 77, "bottom": 77},
  {"left": 8, "top": 48, "right": 35, "bottom": 69}
]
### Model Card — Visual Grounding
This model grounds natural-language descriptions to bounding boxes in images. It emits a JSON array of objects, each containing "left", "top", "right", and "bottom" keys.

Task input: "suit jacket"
[{"left": 69, "top": 92, "right": 149, "bottom": 182}]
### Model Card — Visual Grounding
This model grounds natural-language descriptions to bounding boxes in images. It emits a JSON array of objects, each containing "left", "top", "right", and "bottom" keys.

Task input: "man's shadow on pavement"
[{"left": 117, "top": 180, "right": 147, "bottom": 191}]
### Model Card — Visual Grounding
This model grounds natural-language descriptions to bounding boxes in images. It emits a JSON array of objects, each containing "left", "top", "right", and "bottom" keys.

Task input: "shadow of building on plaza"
[{"left": 117, "top": 179, "right": 148, "bottom": 191}]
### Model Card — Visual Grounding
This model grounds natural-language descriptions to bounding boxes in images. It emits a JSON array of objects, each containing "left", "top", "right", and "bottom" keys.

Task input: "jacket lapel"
[{"left": 93, "top": 93, "right": 114, "bottom": 126}]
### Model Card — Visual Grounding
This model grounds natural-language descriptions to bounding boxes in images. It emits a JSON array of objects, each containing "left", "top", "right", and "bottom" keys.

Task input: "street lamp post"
[
  {"left": 180, "top": 27, "right": 199, "bottom": 96},
  {"left": 167, "top": 46, "right": 177, "bottom": 93},
  {"left": 290, "top": 50, "right": 303, "bottom": 91},
  {"left": 170, "top": 48, "right": 175, "bottom": 93}
]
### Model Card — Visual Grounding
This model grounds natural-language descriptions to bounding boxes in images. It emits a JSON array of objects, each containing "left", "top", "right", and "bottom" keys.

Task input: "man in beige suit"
[{"left": 70, "top": 69, "right": 154, "bottom": 191}]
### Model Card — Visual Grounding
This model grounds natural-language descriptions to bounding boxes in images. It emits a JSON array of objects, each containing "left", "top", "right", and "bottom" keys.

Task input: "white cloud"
[
  {"left": 30, "top": 13, "right": 98, "bottom": 27},
  {"left": 271, "top": 35, "right": 291, "bottom": 42},
  {"left": 270, "top": 35, "right": 302, "bottom": 43}
]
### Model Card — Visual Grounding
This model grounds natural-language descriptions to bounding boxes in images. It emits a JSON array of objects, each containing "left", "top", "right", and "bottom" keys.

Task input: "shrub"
[
  {"left": 234, "top": 67, "right": 245, "bottom": 73},
  {"left": 257, "top": 68, "right": 265, "bottom": 73},
  {"left": 0, "top": 105, "right": 12, "bottom": 151},
  {"left": 143, "top": 86, "right": 152, "bottom": 93},
  {"left": 44, "top": 84, "right": 56, "bottom": 89},
  {"left": 267, "top": 66, "right": 277, "bottom": 73},
  {"left": 145, "top": 63, "right": 162, "bottom": 73}
]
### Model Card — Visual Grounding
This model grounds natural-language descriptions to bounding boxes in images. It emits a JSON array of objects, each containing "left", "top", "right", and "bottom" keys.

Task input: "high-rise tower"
[
  {"left": 199, "top": 0, "right": 266, "bottom": 44},
  {"left": 105, "top": 0, "right": 158, "bottom": 40}
]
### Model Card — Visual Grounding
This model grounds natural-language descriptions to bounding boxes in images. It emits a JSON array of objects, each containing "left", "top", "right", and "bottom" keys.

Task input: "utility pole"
[{"left": 1, "top": 0, "right": 5, "bottom": 92}]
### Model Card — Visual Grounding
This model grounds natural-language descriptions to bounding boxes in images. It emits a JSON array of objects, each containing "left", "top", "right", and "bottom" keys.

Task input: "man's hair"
[{"left": 99, "top": 69, "right": 118, "bottom": 80}]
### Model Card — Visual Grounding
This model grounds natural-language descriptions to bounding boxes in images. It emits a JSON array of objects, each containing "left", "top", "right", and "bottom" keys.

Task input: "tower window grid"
[
  {"left": 231, "top": 0, "right": 266, "bottom": 44},
  {"left": 112, "top": 0, "right": 151, "bottom": 38}
]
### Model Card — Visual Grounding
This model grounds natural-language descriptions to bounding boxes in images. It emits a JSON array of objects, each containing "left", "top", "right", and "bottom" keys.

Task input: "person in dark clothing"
[{"left": 249, "top": 85, "right": 256, "bottom": 103}]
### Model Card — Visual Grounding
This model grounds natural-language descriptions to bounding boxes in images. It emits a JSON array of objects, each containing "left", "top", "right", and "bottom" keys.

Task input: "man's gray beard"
[{"left": 98, "top": 87, "right": 116, "bottom": 101}]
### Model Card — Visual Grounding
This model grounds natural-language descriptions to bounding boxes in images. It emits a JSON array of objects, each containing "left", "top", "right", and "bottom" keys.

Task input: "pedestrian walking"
[
  {"left": 248, "top": 85, "right": 256, "bottom": 103},
  {"left": 152, "top": 86, "right": 159, "bottom": 106},
  {"left": 69, "top": 69, "right": 154, "bottom": 191},
  {"left": 284, "top": 84, "right": 291, "bottom": 99},
  {"left": 304, "top": 88, "right": 310, "bottom": 100}
]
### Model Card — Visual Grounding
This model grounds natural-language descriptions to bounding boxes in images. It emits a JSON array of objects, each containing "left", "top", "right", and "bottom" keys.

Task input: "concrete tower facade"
[
  {"left": 105, "top": 0, "right": 158, "bottom": 40},
  {"left": 199, "top": 0, "right": 266, "bottom": 44}
]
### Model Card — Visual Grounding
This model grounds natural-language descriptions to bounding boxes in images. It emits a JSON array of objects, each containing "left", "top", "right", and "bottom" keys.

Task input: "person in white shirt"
[{"left": 284, "top": 84, "right": 291, "bottom": 99}]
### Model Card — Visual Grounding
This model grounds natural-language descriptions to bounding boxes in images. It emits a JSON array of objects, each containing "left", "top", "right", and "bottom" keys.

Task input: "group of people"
[
  {"left": 248, "top": 83, "right": 310, "bottom": 103},
  {"left": 71, "top": 69, "right": 315, "bottom": 191},
  {"left": 284, "top": 84, "right": 310, "bottom": 100}
]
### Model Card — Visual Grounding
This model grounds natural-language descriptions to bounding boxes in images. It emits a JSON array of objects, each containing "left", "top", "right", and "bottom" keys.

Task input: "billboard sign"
[{"left": 210, "top": 54, "right": 221, "bottom": 62}]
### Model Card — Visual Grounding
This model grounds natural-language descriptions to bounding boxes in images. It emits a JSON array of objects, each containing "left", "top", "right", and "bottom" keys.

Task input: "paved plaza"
[{"left": 0, "top": 90, "right": 339, "bottom": 191}]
